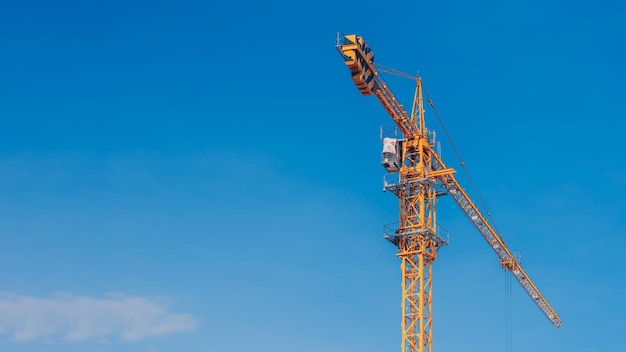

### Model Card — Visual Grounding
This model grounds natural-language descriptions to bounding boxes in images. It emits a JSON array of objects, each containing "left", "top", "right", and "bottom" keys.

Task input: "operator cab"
[{"left": 382, "top": 138, "right": 402, "bottom": 173}]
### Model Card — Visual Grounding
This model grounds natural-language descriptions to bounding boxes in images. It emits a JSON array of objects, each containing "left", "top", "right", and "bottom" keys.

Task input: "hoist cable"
[
  {"left": 422, "top": 85, "right": 504, "bottom": 238},
  {"left": 505, "top": 270, "right": 513, "bottom": 352}
]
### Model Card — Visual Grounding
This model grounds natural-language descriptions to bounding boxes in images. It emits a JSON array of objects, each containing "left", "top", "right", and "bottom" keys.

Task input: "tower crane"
[{"left": 335, "top": 33, "right": 561, "bottom": 352}]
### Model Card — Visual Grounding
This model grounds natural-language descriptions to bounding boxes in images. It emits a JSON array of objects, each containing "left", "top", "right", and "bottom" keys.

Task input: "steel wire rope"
[
  {"left": 505, "top": 270, "right": 513, "bottom": 352},
  {"left": 423, "top": 82, "right": 515, "bottom": 348},
  {"left": 422, "top": 85, "right": 504, "bottom": 238}
]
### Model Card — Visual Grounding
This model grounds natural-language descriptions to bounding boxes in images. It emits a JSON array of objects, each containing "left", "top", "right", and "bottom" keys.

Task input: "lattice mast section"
[{"left": 395, "top": 80, "right": 443, "bottom": 352}]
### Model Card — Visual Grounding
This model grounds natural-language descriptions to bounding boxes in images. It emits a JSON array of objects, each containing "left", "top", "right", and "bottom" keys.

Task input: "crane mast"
[{"left": 335, "top": 33, "right": 561, "bottom": 352}]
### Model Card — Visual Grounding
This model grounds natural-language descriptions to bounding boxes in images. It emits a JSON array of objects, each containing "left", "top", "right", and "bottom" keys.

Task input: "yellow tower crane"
[{"left": 335, "top": 33, "right": 561, "bottom": 352}]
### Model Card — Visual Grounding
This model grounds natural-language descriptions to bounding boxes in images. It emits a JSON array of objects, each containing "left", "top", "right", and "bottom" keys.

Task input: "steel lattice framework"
[{"left": 335, "top": 33, "right": 562, "bottom": 352}]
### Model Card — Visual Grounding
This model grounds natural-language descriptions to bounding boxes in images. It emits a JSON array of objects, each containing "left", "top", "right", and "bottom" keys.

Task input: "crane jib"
[
  {"left": 441, "top": 173, "right": 563, "bottom": 327},
  {"left": 430, "top": 151, "right": 563, "bottom": 327}
]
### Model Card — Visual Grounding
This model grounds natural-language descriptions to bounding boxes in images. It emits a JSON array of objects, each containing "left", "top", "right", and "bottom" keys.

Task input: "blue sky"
[{"left": 1, "top": 0, "right": 625, "bottom": 351}]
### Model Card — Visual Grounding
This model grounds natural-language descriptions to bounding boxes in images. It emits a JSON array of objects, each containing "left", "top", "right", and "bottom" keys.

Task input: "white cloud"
[{"left": 0, "top": 292, "right": 198, "bottom": 342}]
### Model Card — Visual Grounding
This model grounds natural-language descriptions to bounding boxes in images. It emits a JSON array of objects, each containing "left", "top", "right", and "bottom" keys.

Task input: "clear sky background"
[{"left": 1, "top": 0, "right": 625, "bottom": 351}]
